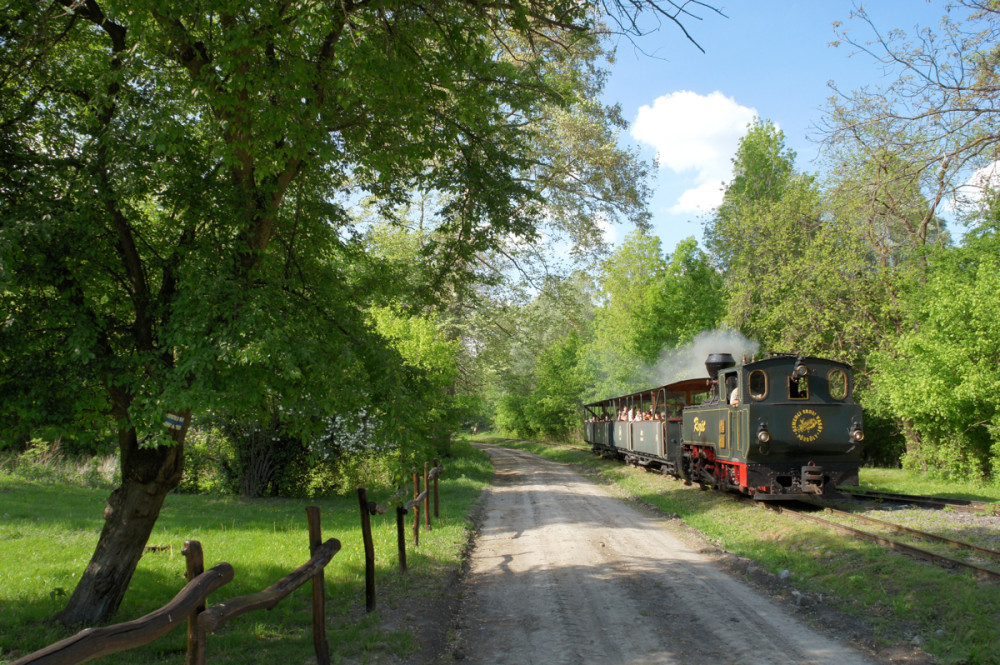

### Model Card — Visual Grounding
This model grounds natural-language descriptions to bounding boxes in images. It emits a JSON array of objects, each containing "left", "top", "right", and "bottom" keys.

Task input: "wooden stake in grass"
[
  {"left": 357, "top": 488, "right": 376, "bottom": 613},
  {"left": 412, "top": 470, "right": 420, "bottom": 547},
  {"left": 396, "top": 505, "right": 407, "bottom": 573},
  {"left": 305, "top": 507, "right": 331, "bottom": 665},
  {"left": 433, "top": 458, "right": 440, "bottom": 518},
  {"left": 424, "top": 462, "right": 431, "bottom": 531},
  {"left": 182, "top": 540, "right": 206, "bottom": 665}
]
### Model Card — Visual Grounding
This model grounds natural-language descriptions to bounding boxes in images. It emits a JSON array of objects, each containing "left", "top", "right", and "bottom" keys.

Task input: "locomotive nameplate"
[{"left": 791, "top": 409, "right": 823, "bottom": 442}]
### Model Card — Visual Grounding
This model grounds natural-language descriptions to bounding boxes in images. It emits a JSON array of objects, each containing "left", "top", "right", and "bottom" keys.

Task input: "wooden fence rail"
[
  {"left": 10, "top": 565, "right": 234, "bottom": 665},
  {"left": 190, "top": 538, "right": 341, "bottom": 665},
  {"left": 11, "top": 507, "right": 340, "bottom": 665}
]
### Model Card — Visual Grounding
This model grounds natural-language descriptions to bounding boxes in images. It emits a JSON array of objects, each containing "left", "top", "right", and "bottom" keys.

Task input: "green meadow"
[{"left": 0, "top": 440, "right": 492, "bottom": 665}]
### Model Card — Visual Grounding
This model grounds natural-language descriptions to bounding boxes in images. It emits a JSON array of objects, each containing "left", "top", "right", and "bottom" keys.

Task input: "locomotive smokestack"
[{"left": 705, "top": 353, "right": 736, "bottom": 379}]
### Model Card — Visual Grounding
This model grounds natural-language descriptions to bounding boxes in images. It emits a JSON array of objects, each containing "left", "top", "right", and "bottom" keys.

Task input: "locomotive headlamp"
[
  {"left": 792, "top": 361, "right": 808, "bottom": 379},
  {"left": 756, "top": 422, "right": 771, "bottom": 443},
  {"left": 850, "top": 423, "right": 865, "bottom": 443}
]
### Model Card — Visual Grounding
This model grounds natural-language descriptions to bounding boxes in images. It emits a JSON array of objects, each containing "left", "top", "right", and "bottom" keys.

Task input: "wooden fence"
[
  {"left": 11, "top": 458, "right": 447, "bottom": 665},
  {"left": 357, "top": 458, "right": 444, "bottom": 612},
  {"left": 11, "top": 507, "right": 340, "bottom": 665}
]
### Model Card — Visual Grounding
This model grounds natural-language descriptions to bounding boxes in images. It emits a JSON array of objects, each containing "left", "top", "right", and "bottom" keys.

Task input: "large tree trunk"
[{"left": 55, "top": 422, "right": 187, "bottom": 626}]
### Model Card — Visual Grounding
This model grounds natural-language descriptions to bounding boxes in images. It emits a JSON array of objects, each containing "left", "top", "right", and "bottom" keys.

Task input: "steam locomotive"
[{"left": 583, "top": 353, "right": 864, "bottom": 499}]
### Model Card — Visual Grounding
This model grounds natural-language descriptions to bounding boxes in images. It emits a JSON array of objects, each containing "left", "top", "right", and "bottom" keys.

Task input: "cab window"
[
  {"left": 724, "top": 374, "right": 739, "bottom": 404},
  {"left": 789, "top": 375, "right": 809, "bottom": 400},
  {"left": 828, "top": 369, "right": 849, "bottom": 400},
  {"left": 749, "top": 370, "right": 767, "bottom": 400}
]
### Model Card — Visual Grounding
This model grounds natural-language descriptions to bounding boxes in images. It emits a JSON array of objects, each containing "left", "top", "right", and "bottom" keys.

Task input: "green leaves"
[{"left": 870, "top": 230, "right": 1000, "bottom": 479}]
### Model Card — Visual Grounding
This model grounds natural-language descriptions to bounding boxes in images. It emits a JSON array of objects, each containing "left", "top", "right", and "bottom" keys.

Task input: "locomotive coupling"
[{"left": 801, "top": 463, "right": 824, "bottom": 494}]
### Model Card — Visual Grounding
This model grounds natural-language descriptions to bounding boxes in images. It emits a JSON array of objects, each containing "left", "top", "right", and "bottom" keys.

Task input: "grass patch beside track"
[
  {"left": 477, "top": 435, "right": 1000, "bottom": 665},
  {"left": 0, "top": 440, "right": 492, "bottom": 665}
]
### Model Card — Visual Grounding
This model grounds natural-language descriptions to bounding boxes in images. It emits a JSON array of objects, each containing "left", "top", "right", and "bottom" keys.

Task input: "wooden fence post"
[
  {"left": 396, "top": 506, "right": 407, "bottom": 573},
  {"left": 423, "top": 462, "right": 431, "bottom": 531},
  {"left": 433, "top": 458, "right": 440, "bottom": 518},
  {"left": 182, "top": 540, "right": 206, "bottom": 665},
  {"left": 412, "top": 470, "right": 420, "bottom": 547},
  {"left": 306, "top": 507, "right": 331, "bottom": 665},
  {"left": 357, "top": 488, "right": 376, "bottom": 613}
]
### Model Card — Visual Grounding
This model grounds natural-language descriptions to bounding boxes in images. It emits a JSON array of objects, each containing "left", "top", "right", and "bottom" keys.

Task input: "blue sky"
[{"left": 600, "top": 0, "right": 952, "bottom": 253}]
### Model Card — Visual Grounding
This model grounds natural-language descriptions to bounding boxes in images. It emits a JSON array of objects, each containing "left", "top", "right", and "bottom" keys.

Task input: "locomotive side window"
[
  {"left": 724, "top": 374, "right": 739, "bottom": 406},
  {"left": 789, "top": 375, "right": 809, "bottom": 400},
  {"left": 828, "top": 369, "right": 849, "bottom": 400},
  {"left": 749, "top": 370, "right": 768, "bottom": 400}
]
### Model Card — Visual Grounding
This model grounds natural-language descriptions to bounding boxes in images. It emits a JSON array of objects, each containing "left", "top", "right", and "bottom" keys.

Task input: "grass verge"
[
  {"left": 0, "top": 440, "right": 492, "bottom": 665},
  {"left": 477, "top": 435, "right": 1000, "bottom": 665}
]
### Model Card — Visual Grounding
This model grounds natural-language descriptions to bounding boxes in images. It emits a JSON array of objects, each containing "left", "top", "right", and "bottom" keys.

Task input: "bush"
[
  {"left": 177, "top": 427, "right": 230, "bottom": 494},
  {"left": 857, "top": 410, "right": 906, "bottom": 468},
  {"left": 867, "top": 232, "right": 1000, "bottom": 480},
  {"left": 0, "top": 439, "right": 118, "bottom": 489}
]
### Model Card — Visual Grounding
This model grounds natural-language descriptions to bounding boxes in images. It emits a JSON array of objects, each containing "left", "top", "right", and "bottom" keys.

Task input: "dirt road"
[{"left": 449, "top": 444, "right": 876, "bottom": 665}]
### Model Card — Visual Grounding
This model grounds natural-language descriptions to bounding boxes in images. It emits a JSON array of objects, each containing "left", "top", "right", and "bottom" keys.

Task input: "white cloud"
[
  {"left": 595, "top": 215, "right": 618, "bottom": 246},
  {"left": 952, "top": 160, "right": 1000, "bottom": 214},
  {"left": 669, "top": 180, "right": 726, "bottom": 214},
  {"left": 630, "top": 90, "right": 757, "bottom": 214}
]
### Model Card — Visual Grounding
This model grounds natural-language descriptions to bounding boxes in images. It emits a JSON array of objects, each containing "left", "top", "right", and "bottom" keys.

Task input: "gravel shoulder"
[{"left": 443, "top": 444, "right": 887, "bottom": 665}]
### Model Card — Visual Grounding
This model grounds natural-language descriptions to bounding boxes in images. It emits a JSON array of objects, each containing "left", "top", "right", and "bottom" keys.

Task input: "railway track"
[
  {"left": 840, "top": 489, "right": 1000, "bottom": 515},
  {"left": 762, "top": 501, "right": 1000, "bottom": 581}
]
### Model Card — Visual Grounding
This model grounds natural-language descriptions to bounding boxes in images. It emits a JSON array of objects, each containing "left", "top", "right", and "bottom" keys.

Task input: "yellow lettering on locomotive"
[
  {"left": 693, "top": 417, "right": 706, "bottom": 435},
  {"left": 791, "top": 409, "right": 824, "bottom": 442}
]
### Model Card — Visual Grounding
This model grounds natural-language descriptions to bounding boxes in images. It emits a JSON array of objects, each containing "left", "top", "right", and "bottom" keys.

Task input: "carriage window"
[
  {"left": 749, "top": 370, "right": 768, "bottom": 400},
  {"left": 789, "top": 375, "right": 809, "bottom": 400},
  {"left": 828, "top": 369, "right": 849, "bottom": 400}
]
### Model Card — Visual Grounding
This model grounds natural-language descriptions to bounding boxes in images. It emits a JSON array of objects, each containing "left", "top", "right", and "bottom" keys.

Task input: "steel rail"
[
  {"left": 763, "top": 503, "right": 1000, "bottom": 582},
  {"left": 820, "top": 505, "right": 1000, "bottom": 561},
  {"left": 842, "top": 490, "right": 999, "bottom": 515}
]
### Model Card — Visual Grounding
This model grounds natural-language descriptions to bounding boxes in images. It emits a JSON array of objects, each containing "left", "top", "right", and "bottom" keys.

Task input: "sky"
[{"left": 599, "top": 0, "right": 953, "bottom": 253}]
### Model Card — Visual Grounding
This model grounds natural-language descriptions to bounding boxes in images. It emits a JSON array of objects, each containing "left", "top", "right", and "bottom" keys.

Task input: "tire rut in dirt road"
[{"left": 449, "top": 444, "right": 876, "bottom": 665}]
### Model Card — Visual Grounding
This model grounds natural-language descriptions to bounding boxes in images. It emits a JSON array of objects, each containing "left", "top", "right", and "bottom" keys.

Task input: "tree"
[
  {"left": 586, "top": 230, "right": 668, "bottom": 396},
  {"left": 658, "top": 237, "right": 724, "bottom": 348},
  {"left": 0, "top": 0, "right": 720, "bottom": 624},
  {"left": 868, "top": 218, "right": 1000, "bottom": 478},
  {"left": 486, "top": 272, "right": 595, "bottom": 438},
  {"left": 704, "top": 121, "right": 822, "bottom": 345},
  {"left": 824, "top": 2, "right": 1000, "bottom": 241},
  {"left": 705, "top": 118, "right": 798, "bottom": 273},
  {"left": 816, "top": 5, "right": 1000, "bottom": 465},
  {"left": 583, "top": 231, "right": 723, "bottom": 398},
  {"left": 527, "top": 330, "right": 587, "bottom": 436},
  {"left": 357, "top": 33, "right": 662, "bottom": 440}
]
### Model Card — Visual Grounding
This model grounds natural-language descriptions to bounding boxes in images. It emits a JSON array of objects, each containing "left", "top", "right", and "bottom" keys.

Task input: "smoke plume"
[{"left": 653, "top": 329, "right": 760, "bottom": 385}]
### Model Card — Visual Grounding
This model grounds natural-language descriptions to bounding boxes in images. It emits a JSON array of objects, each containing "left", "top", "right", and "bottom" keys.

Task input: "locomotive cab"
[{"left": 682, "top": 354, "right": 864, "bottom": 500}]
